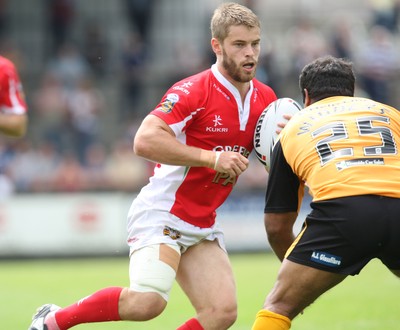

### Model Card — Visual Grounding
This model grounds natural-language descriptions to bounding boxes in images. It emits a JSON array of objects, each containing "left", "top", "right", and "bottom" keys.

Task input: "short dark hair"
[{"left": 299, "top": 55, "right": 355, "bottom": 103}]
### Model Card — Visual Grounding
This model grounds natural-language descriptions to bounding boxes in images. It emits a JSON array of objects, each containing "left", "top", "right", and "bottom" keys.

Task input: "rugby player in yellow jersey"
[{"left": 252, "top": 55, "right": 400, "bottom": 329}]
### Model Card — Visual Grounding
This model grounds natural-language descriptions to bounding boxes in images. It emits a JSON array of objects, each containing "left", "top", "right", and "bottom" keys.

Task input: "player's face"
[{"left": 220, "top": 25, "right": 260, "bottom": 83}]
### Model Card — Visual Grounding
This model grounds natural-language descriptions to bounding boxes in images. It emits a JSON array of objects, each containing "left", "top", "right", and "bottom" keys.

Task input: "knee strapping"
[{"left": 129, "top": 244, "right": 180, "bottom": 301}]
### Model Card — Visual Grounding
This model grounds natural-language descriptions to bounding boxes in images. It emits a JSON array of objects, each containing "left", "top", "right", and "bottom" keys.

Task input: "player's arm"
[
  {"left": 134, "top": 114, "right": 248, "bottom": 176},
  {"left": 264, "top": 140, "right": 302, "bottom": 260},
  {"left": 264, "top": 212, "right": 297, "bottom": 261},
  {"left": 0, "top": 113, "right": 27, "bottom": 137},
  {"left": 0, "top": 62, "right": 28, "bottom": 137}
]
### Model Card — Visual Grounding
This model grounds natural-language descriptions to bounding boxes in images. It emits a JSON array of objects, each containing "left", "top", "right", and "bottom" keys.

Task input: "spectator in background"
[
  {"left": 46, "top": 41, "right": 91, "bottom": 91},
  {"left": 27, "top": 141, "right": 60, "bottom": 192},
  {"left": 6, "top": 140, "right": 38, "bottom": 192},
  {"left": 104, "top": 137, "right": 148, "bottom": 192},
  {"left": 283, "top": 16, "right": 330, "bottom": 99},
  {"left": 125, "top": 0, "right": 155, "bottom": 45},
  {"left": 0, "top": 140, "right": 15, "bottom": 200},
  {"left": 52, "top": 150, "right": 85, "bottom": 192},
  {"left": 256, "top": 47, "right": 283, "bottom": 97},
  {"left": 32, "top": 72, "right": 69, "bottom": 151},
  {"left": 0, "top": 0, "right": 8, "bottom": 41},
  {"left": 286, "top": 17, "right": 330, "bottom": 75},
  {"left": 47, "top": 0, "right": 76, "bottom": 54},
  {"left": 329, "top": 18, "right": 354, "bottom": 60},
  {"left": 119, "top": 32, "right": 148, "bottom": 121},
  {"left": 82, "top": 21, "right": 108, "bottom": 77},
  {"left": 0, "top": 139, "right": 13, "bottom": 175},
  {"left": 356, "top": 24, "right": 400, "bottom": 105},
  {"left": 369, "top": 0, "right": 400, "bottom": 33},
  {"left": 81, "top": 142, "right": 109, "bottom": 191},
  {"left": 66, "top": 76, "right": 104, "bottom": 165},
  {"left": 0, "top": 165, "right": 13, "bottom": 199}
]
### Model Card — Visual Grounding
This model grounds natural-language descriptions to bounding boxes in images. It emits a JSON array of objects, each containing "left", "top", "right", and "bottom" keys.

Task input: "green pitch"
[{"left": 1, "top": 253, "right": 399, "bottom": 329}]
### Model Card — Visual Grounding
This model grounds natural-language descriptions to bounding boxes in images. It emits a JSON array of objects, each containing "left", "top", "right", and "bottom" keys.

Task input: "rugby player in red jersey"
[
  {"left": 29, "top": 3, "right": 277, "bottom": 330},
  {"left": 0, "top": 55, "right": 27, "bottom": 137}
]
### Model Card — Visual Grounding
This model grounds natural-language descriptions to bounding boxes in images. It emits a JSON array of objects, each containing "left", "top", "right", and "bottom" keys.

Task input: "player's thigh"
[
  {"left": 265, "top": 259, "right": 347, "bottom": 319},
  {"left": 176, "top": 239, "right": 236, "bottom": 312}
]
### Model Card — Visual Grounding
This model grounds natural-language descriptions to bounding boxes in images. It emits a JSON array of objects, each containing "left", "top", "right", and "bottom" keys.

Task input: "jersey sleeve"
[
  {"left": 150, "top": 76, "right": 205, "bottom": 137},
  {"left": 264, "top": 140, "right": 302, "bottom": 213},
  {"left": 0, "top": 59, "right": 27, "bottom": 114}
]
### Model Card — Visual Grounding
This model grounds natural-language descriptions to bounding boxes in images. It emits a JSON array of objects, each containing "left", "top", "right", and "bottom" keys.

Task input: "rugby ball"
[{"left": 254, "top": 97, "right": 302, "bottom": 171}]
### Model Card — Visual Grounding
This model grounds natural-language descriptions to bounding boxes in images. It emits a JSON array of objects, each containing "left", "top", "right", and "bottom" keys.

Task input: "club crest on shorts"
[{"left": 163, "top": 225, "right": 181, "bottom": 240}]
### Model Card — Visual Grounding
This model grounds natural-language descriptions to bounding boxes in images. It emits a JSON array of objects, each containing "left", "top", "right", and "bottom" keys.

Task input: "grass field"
[{"left": 1, "top": 253, "right": 399, "bottom": 329}]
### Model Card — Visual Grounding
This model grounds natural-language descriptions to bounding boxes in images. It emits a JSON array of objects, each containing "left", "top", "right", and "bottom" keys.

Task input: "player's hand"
[
  {"left": 276, "top": 114, "right": 293, "bottom": 134},
  {"left": 214, "top": 151, "right": 249, "bottom": 177}
]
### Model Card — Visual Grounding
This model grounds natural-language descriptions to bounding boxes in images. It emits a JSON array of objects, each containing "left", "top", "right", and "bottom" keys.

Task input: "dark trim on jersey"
[{"left": 264, "top": 140, "right": 300, "bottom": 213}]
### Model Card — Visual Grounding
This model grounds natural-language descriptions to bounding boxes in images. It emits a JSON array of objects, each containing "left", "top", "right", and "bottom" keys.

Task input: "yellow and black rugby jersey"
[{"left": 275, "top": 96, "right": 400, "bottom": 205}]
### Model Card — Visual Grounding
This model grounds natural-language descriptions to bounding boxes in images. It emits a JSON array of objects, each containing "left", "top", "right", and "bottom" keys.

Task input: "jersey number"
[{"left": 311, "top": 116, "right": 397, "bottom": 166}]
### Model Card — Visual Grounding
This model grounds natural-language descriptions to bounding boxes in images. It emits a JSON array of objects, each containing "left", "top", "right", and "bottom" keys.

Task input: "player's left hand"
[{"left": 276, "top": 114, "right": 293, "bottom": 134}]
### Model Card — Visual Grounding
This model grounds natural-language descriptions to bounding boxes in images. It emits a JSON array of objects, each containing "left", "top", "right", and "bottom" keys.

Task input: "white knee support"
[{"left": 129, "top": 244, "right": 180, "bottom": 301}]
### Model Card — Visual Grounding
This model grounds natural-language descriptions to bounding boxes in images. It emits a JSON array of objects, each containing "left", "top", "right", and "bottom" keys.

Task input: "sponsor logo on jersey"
[
  {"left": 213, "top": 83, "right": 230, "bottom": 100},
  {"left": 157, "top": 93, "right": 180, "bottom": 113},
  {"left": 163, "top": 225, "right": 181, "bottom": 240},
  {"left": 172, "top": 81, "right": 193, "bottom": 95},
  {"left": 336, "top": 157, "right": 385, "bottom": 170},
  {"left": 211, "top": 145, "right": 251, "bottom": 185},
  {"left": 212, "top": 172, "right": 236, "bottom": 185},
  {"left": 206, "top": 114, "right": 229, "bottom": 133},
  {"left": 311, "top": 251, "right": 342, "bottom": 267},
  {"left": 213, "top": 115, "right": 223, "bottom": 127},
  {"left": 213, "top": 145, "right": 250, "bottom": 158},
  {"left": 252, "top": 87, "right": 259, "bottom": 103}
]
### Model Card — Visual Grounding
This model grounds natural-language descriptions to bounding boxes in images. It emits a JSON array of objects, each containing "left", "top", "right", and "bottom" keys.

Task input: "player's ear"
[
  {"left": 211, "top": 38, "right": 222, "bottom": 55},
  {"left": 303, "top": 89, "right": 312, "bottom": 107}
]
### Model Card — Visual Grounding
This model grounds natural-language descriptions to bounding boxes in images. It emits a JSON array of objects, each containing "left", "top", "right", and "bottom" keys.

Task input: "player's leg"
[
  {"left": 252, "top": 259, "right": 347, "bottom": 330},
  {"left": 385, "top": 198, "right": 400, "bottom": 280},
  {"left": 176, "top": 239, "right": 237, "bottom": 330},
  {"left": 120, "top": 243, "right": 181, "bottom": 320},
  {"left": 29, "top": 243, "right": 180, "bottom": 330},
  {"left": 265, "top": 259, "right": 347, "bottom": 318},
  {"left": 29, "top": 287, "right": 125, "bottom": 330}
]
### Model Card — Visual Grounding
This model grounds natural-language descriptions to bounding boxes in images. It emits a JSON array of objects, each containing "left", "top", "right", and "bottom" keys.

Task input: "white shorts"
[{"left": 127, "top": 197, "right": 227, "bottom": 255}]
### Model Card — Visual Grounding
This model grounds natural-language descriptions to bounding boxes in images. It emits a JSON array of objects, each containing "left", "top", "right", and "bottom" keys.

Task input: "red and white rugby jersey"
[
  {"left": 136, "top": 64, "right": 277, "bottom": 228},
  {"left": 0, "top": 56, "right": 27, "bottom": 115}
]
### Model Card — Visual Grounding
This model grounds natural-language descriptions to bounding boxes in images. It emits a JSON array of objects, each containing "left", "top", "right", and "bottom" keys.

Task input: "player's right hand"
[{"left": 214, "top": 151, "right": 249, "bottom": 177}]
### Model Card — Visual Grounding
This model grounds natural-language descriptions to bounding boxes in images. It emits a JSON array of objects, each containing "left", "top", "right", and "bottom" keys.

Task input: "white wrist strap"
[{"left": 214, "top": 151, "right": 223, "bottom": 170}]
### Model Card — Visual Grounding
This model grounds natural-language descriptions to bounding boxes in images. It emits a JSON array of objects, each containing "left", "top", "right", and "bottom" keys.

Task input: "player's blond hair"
[{"left": 210, "top": 2, "right": 260, "bottom": 42}]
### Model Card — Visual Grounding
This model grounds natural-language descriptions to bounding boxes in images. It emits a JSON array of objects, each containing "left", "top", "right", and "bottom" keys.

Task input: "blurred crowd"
[{"left": 0, "top": 0, "right": 400, "bottom": 198}]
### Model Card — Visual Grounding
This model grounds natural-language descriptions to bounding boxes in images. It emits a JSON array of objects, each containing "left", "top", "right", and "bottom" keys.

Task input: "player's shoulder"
[
  {"left": 0, "top": 55, "right": 16, "bottom": 71},
  {"left": 167, "top": 68, "right": 211, "bottom": 97},
  {"left": 0, "top": 56, "right": 17, "bottom": 81}
]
